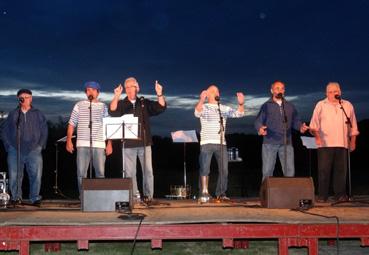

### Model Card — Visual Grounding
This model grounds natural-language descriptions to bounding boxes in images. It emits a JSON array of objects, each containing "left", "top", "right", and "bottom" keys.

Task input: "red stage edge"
[{"left": 1, "top": 223, "right": 369, "bottom": 255}]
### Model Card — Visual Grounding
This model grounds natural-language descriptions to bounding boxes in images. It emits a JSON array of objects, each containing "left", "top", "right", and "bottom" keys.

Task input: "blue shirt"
[
  {"left": 1, "top": 107, "right": 48, "bottom": 154},
  {"left": 254, "top": 98, "right": 301, "bottom": 145}
]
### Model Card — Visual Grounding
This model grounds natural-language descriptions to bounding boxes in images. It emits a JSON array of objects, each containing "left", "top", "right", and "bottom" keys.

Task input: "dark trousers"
[{"left": 317, "top": 147, "right": 348, "bottom": 199}]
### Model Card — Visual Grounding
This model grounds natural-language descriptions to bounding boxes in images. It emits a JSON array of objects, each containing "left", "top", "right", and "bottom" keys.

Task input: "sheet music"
[
  {"left": 103, "top": 115, "right": 139, "bottom": 140},
  {"left": 171, "top": 130, "right": 198, "bottom": 143},
  {"left": 301, "top": 136, "right": 318, "bottom": 149}
]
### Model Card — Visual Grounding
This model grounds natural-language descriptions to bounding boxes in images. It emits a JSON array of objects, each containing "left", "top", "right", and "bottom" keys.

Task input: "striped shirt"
[
  {"left": 68, "top": 100, "right": 109, "bottom": 148},
  {"left": 195, "top": 103, "right": 245, "bottom": 145}
]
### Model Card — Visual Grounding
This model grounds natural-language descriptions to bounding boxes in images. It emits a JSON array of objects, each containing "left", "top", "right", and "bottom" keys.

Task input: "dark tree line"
[{"left": 1, "top": 118, "right": 368, "bottom": 199}]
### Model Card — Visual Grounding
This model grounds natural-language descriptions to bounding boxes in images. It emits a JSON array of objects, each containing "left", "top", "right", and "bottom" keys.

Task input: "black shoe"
[
  {"left": 142, "top": 196, "right": 153, "bottom": 205},
  {"left": 316, "top": 196, "right": 327, "bottom": 203},
  {"left": 32, "top": 199, "right": 42, "bottom": 207},
  {"left": 11, "top": 199, "right": 22, "bottom": 205},
  {"left": 336, "top": 195, "right": 349, "bottom": 202}
]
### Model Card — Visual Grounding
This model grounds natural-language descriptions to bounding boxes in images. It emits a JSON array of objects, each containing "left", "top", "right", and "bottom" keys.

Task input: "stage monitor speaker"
[
  {"left": 82, "top": 178, "right": 133, "bottom": 212},
  {"left": 260, "top": 177, "right": 315, "bottom": 209}
]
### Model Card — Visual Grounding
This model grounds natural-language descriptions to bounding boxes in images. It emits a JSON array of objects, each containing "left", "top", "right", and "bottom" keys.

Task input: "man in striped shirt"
[
  {"left": 66, "top": 81, "right": 112, "bottom": 196},
  {"left": 195, "top": 85, "right": 245, "bottom": 201}
]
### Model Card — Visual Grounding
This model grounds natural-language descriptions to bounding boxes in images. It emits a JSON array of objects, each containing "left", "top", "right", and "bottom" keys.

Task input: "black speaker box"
[
  {"left": 82, "top": 178, "right": 133, "bottom": 212},
  {"left": 260, "top": 177, "right": 315, "bottom": 209}
]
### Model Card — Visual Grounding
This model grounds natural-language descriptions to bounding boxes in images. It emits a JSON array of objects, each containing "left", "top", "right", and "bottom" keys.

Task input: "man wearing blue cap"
[
  {"left": 66, "top": 81, "right": 112, "bottom": 196},
  {"left": 1, "top": 89, "right": 48, "bottom": 206}
]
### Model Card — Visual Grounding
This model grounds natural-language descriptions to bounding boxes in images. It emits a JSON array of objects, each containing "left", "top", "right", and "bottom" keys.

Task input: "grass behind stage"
[{"left": 1, "top": 239, "right": 368, "bottom": 254}]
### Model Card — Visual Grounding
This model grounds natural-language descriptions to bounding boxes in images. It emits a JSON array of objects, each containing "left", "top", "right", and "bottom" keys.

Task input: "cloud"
[{"left": 1, "top": 85, "right": 368, "bottom": 136}]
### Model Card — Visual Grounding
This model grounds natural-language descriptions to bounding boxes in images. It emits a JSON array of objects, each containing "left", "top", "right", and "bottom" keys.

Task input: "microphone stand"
[
  {"left": 15, "top": 106, "right": 22, "bottom": 204},
  {"left": 217, "top": 100, "right": 225, "bottom": 201},
  {"left": 88, "top": 97, "right": 93, "bottom": 179},
  {"left": 140, "top": 97, "right": 148, "bottom": 201},
  {"left": 332, "top": 99, "right": 369, "bottom": 206},
  {"left": 281, "top": 97, "right": 288, "bottom": 176},
  {"left": 339, "top": 99, "right": 352, "bottom": 199}
]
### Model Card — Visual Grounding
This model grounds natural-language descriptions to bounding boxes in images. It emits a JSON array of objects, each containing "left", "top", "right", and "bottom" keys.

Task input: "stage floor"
[{"left": 1, "top": 197, "right": 369, "bottom": 226}]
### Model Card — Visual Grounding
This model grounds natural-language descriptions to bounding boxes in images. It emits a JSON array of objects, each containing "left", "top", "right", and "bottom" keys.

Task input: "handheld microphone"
[
  {"left": 88, "top": 95, "right": 93, "bottom": 101},
  {"left": 18, "top": 97, "right": 24, "bottom": 103},
  {"left": 215, "top": 96, "right": 220, "bottom": 102},
  {"left": 334, "top": 95, "right": 341, "bottom": 100}
]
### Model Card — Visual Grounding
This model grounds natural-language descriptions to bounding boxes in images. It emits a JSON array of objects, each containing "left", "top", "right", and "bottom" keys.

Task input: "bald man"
[
  {"left": 195, "top": 85, "right": 245, "bottom": 202},
  {"left": 254, "top": 81, "right": 308, "bottom": 183}
]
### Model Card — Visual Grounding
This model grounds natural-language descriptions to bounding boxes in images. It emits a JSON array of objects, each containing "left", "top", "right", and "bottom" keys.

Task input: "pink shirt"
[{"left": 309, "top": 98, "right": 359, "bottom": 148}]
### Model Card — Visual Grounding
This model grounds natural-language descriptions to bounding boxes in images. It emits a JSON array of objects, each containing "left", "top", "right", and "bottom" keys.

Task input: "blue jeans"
[
  {"left": 262, "top": 143, "right": 295, "bottom": 182},
  {"left": 124, "top": 146, "right": 154, "bottom": 199},
  {"left": 199, "top": 144, "right": 228, "bottom": 197},
  {"left": 76, "top": 147, "right": 106, "bottom": 195},
  {"left": 7, "top": 146, "right": 43, "bottom": 203}
]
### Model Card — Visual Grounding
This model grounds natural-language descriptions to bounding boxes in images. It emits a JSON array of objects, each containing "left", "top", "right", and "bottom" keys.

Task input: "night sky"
[{"left": 1, "top": 0, "right": 369, "bottom": 136}]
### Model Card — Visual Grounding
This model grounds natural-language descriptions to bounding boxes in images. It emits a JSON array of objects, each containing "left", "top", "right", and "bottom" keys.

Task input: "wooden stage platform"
[{"left": 1, "top": 197, "right": 369, "bottom": 255}]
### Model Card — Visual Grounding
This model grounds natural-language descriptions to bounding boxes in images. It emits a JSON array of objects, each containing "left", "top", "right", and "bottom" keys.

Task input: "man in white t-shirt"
[
  {"left": 195, "top": 85, "right": 245, "bottom": 201},
  {"left": 66, "top": 81, "right": 112, "bottom": 196}
]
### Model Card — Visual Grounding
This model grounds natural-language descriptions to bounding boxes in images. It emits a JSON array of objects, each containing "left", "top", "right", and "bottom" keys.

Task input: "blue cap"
[{"left": 84, "top": 81, "right": 101, "bottom": 91}]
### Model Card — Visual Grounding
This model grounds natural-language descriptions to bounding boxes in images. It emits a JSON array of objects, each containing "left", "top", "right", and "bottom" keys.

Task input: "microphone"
[
  {"left": 88, "top": 95, "right": 93, "bottom": 101},
  {"left": 276, "top": 93, "right": 284, "bottom": 99},
  {"left": 215, "top": 96, "right": 220, "bottom": 102},
  {"left": 334, "top": 94, "right": 341, "bottom": 100},
  {"left": 18, "top": 97, "right": 24, "bottom": 103}
]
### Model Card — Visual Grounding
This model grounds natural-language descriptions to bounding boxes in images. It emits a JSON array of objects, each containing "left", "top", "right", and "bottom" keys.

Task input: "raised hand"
[
  {"left": 114, "top": 84, "right": 123, "bottom": 97},
  {"left": 236, "top": 92, "right": 245, "bottom": 105},
  {"left": 200, "top": 90, "right": 208, "bottom": 102},
  {"left": 155, "top": 80, "right": 163, "bottom": 95}
]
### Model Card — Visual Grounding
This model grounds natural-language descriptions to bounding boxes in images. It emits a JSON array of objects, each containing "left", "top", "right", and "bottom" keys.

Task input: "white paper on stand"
[
  {"left": 171, "top": 130, "right": 198, "bottom": 143},
  {"left": 301, "top": 136, "right": 318, "bottom": 149},
  {"left": 103, "top": 114, "right": 139, "bottom": 140}
]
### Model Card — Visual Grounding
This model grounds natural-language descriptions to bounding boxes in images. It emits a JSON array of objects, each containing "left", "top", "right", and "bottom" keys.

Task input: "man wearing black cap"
[
  {"left": 66, "top": 81, "right": 112, "bottom": 196},
  {"left": 1, "top": 89, "right": 48, "bottom": 205}
]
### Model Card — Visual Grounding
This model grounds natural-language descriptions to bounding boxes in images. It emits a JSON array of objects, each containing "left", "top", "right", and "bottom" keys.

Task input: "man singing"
[
  {"left": 1, "top": 89, "right": 48, "bottom": 206},
  {"left": 109, "top": 77, "right": 166, "bottom": 203},
  {"left": 195, "top": 85, "right": 245, "bottom": 202},
  {"left": 254, "top": 80, "right": 308, "bottom": 182},
  {"left": 66, "top": 81, "right": 112, "bottom": 196},
  {"left": 310, "top": 82, "right": 359, "bottom": 202}
]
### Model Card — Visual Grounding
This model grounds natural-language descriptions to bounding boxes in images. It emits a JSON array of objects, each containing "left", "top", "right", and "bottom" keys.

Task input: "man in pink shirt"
[{"left": 310, "top": 82, "right": 359, "bottom": 202}]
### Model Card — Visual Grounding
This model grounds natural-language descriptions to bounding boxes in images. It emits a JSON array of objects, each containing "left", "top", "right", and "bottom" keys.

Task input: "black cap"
[{"left": 17, "top": 89, "right": 32, "bottom": 97}]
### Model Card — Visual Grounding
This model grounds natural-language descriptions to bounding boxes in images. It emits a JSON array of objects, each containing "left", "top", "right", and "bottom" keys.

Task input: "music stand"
[
  {"left": 103, "top": 115, "right": 139, "bottom": 178},
  {"left": 54, "top": 135, "right": 75, "bottom": 199},
  {"left": 171, "top": 130, "right": 198, "bottom": 198},
  {"left": 300, "top": 136, "right": 317, "bottom": 177}
]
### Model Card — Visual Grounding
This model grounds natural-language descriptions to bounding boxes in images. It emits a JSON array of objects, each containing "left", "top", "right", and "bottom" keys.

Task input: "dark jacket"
[
  {"left": 254, "top": 98, "right": 301, "bottom": 145},
  {"left": 1, "top": 106, "right": 48, "bottom": 153},
  {"left": 109, "top": 97, "right": 166, "bottom": 147}
]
